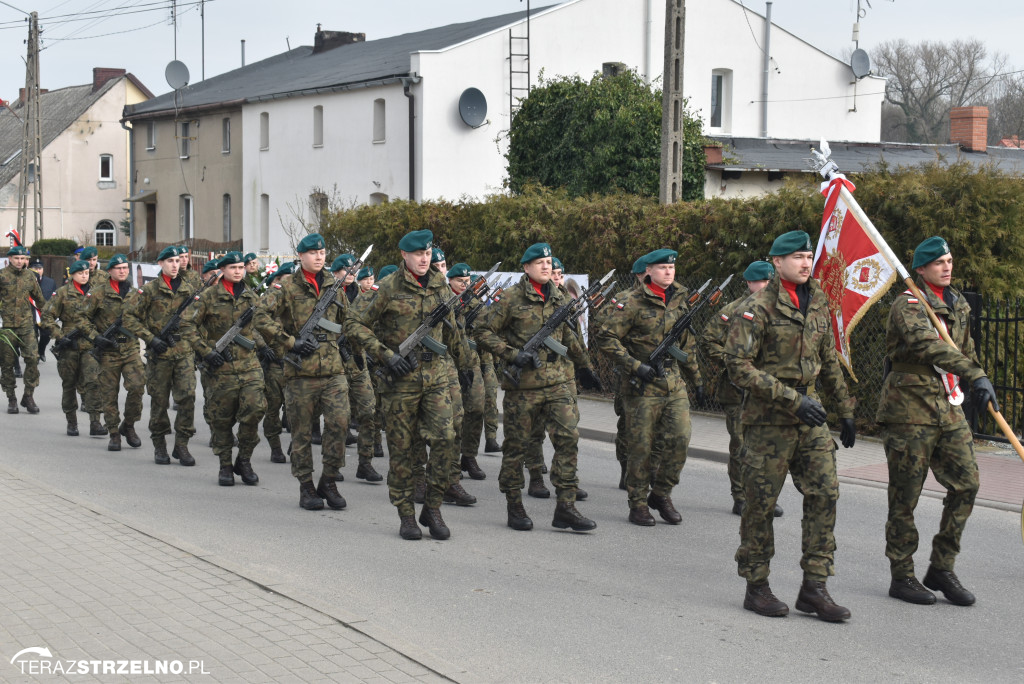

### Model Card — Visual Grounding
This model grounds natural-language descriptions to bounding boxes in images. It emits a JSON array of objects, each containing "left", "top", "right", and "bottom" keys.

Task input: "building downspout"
[
  {"left": 402, "top": 76, "right": 421, "bottom": 201},
  {"left": 761, "top": 2, "right": 772, "bottom": 138},
  {"left": 121, "top": 118, "right": 135, "bottom": 253}
]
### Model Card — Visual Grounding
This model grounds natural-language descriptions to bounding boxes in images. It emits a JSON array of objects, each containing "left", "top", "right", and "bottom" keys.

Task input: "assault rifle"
[
  {"left": 199, "top": 305, "right": 257, "bottom": 371},
  {"left": 283, "top": 245, "right": 372, "bottom": 369},
  {"left": 90, "top": 317, "right": 129, "bottom": 359},
  {"left": 148, "top": 274, "right": 218, "bottom": 359},
  {"left": 51, "top": 328, "right": 85, "bottom": 359},
  {"left": 463, "top": 276, "right": 512, "bottom": 328},
  {"left": 504, "top": 269, "right": 615, "bottom": 387}
]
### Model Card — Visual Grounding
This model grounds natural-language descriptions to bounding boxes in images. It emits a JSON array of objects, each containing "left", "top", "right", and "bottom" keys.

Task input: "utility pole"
[
  {"left": 17, "top": 11, "right": 43, "bottom": 243},
  {"left": 659, "top": 0, "right": 685, "bottom": 204}
]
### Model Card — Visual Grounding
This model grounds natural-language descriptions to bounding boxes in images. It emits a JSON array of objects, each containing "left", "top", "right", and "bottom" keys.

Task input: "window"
[
  {"left": 260, "top": 194, "right": 270, "bottom": 250},
  {"left": 710, "top": 69, "right": 733, "bottom": 132},
  {"left": 95, "top": 220, "right": 115, "bottom": 247},
  {"left": 179, "top": 121, "right": 190, "bottom": 158},
  {"left": 373, "top": 99, "right": 386, "bottom": 142},
  {"left": 260, "top": 112, "right": 269, "bottom": 150},
  {"left": 222, "top": 117, "right": 231, "bottom": 153},
  {"left": 222, "top": 194, "right": 232, "bottom": 241},
  {"left": 146, "top": 121, "right": 156, "bottom": 150},
  {"left": 99, "top": 154, "right": 113, "bottom": 181},
  {"left": 180, "top": 194, "right": 193, "bottom": 240},
  {"left": 313, "top": 105, "right": 323, "bottom": 147}
]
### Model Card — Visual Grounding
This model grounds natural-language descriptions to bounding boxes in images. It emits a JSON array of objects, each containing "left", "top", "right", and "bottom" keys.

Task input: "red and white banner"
[{"left": 811, "top": 176, "right": 897, "bottom": 380}]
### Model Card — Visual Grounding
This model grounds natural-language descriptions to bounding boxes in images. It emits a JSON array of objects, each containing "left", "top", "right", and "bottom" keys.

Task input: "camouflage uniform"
[
  {"left": 876, "top": 280, "right": 983, "bottom": 580},
  {"left": 84, "top": 279, "right": 145, "bottom": 434},
  {"left": 0, "top": 263, "right": 45, "bottom": 399},
  {"left": 258, "top": 283, "right": 287, "bottom": 453},
  {"left": 343, "top": 346, "right": 377, "bottom": 469},
  {"left": 724, "top": 275, "right": 854, "bottom": 583},
  {"left": 181, "top": 280, "right": 269, "bottom": 467},
  {"left": 180, "top": 265, "right": 202, "bottom": 291},
  {"left": 480, "top": 350, "right": 499, "bottom": 442},
  {"left": 473, "top": 275, "right": 590, "bottom": 503},
  {"left": 40, "top": 281, "right": 101, "bottom": 422},
  {"left": 345, "top": 264, "right": 463, "bottom": 516},
  {"left": 124, "top": 274, "right": 198, "bottom": 449},
  {"left": 596, "top": 280, "right": 702, "bottom": 509},
  {"left": 459, "top": 327, "right": 487, "bottom": 461}
]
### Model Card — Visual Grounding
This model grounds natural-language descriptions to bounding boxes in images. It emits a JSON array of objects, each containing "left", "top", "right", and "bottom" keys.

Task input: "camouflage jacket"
[
  {"left": 703, "top": 294, "right": 755, "bottom": 405},
  {"left": 41, "top": 282, "right": 95, "bottom": 349},
  {"left": 876, "top": 278, "right": 984, "bottom": 427},
  {"left": 83, "top": 277, "right": 142, "bottom": 357},
  {"left": 254, "top": 268, "right": 347, "bottom": 378},
  {"left": 595, "top": 280, "right": 701, "bottom": 398},
  {"left": 0, "top": 264, "right": 46, "bottom": 328},
  {"left": 724, "top": 275, "right": 854, "bottom": 425},
  {"left": 124, "top": 274, "right": 198, "bottom": 361},
  {"left": 257, "top": 283, "right": 289, "bottom": 357},
  {"left": 182, "top": 280, "right": 269, "bottom": 376},
  {"left": 473, "top": 274, "right": 589, "bottom": 391},
  {"left": 345, "top": 262, "right": 467, "bottom": 392},
  {"left": 180, "top": 267, "right": 202, "bottom": 291}
]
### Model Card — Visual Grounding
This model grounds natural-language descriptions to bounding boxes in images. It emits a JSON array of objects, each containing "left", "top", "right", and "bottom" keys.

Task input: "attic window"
[{"left": 1, "top": 149, "right": 20, "bottom": 166}]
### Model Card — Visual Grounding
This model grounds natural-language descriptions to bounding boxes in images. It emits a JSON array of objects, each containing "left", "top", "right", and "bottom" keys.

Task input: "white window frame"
[
  {"left": 146, "top": 121, "right": 156, "bottom": 150},
  {"left": 179, "top": 121, "right": 190, "bottom": 159},
  {"left": 180, "top": 194, "right": 193, "bottom": 240},
  {"left": 222, "top": 117, "right": 231, "bottom": 154},
  {"left": 95, "top": 220, "right": 116, "bottom": 247},
  {"left": 98, "top": 154, "right": 113, "bottom": 181}
]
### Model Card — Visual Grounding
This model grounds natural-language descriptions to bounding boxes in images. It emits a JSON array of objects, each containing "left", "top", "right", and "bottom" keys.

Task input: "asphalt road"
[{"left": 3, "top": 362, "right": 1023, "bottom": 683}]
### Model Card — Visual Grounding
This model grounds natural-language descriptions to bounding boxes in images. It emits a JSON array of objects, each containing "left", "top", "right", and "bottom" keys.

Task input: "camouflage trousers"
[
  {"left": 482, "top": 362, "right": 499, "bottom": 440},
  {"left": 883, "top": 421, "right": 978, "bottom": 579},
  {"left": 0, "top": 325, "right": 39, "bottom": 396},
  {"left": 146, "top": 354, "right": 196, "bottom": 444},
  {"left": 461, "top": 364, "right": 485, "bottom": 459},
  {"left": 262, "top": 362, "right": 284, "bottom": 448},
  {"left": 525, "top": 380, "right": 580, "bottom": 475},
  {"left": 208, "top": 368, "right": 266, "bottom": 467},
  {"left": 736, "top": 423, "right": 839, "bottom": 583},
  {"left": 55, "top": 348, "right": 100, "bottom": 419},
  {"left": 383, "top": 385, "right": 455, "bottom": 516},
  {"left": 614, "top": 391, "right": 627, "bottom": 465},
  {"left": 501, "top": 382, "right": 580, "bottom": 503},
  {"left": 285, "top": 374, "right": 349, "bottom": 481},
  {"left": 722, "top": 402, "right": 745, "bottom": 503},
  {"left": 414, "top": 368, "right": 464, "bottom": 485},
  {"left": 622, "top": 391, "right": 692, "bottom": 508},
  {"left": 345, "top": 356, "right": 376, "bottom": 465},
  {"left": 96, "top": 349, "right": 144, "bottom": 433}
]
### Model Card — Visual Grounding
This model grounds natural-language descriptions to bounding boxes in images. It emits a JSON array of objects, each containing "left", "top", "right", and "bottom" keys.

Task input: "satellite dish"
[
  {"left": 851, "top": 49, "right": 871, "bottom": 79},
  {"left": 165, "top": 60, "right": 190, "bottom": 90},
  {"left": 458, "top": 87, "right": 487, "bottom": 128}
]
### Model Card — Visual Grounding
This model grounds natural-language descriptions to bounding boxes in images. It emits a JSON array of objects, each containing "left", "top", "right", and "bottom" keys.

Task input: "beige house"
[{"left": 0, "top": 68, "right": 152, "bottom": 248}]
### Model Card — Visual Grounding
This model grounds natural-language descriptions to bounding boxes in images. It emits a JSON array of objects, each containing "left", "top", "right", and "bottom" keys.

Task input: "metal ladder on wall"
[{"left": 508, "top": 0, "right": 532, "bottom": 115}]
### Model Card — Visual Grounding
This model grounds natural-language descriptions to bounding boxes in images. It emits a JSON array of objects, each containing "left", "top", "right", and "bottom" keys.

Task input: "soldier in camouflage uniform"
[
  {"left": 702, "top": 260, "right": 781, "bottom": 517},
  {"left": 355, "top": 266, "right": 386, "bottom": 460},
  {"left": 196, "top": 258, "right": 223, "bottom": 436},
  {"left": 182, "top": 251, "right": 268, "bottom": 487},
  {"left": 346, "top": 230, "right": 465, "bottom": 541},
  {"left": 85, "top": 254, "right": 145, "bottom": 452},
  {"left": 124, "top": 246, "right": 199, "bottom": 467},
  {"left": 474, "top": 242, "right": 602, "bottom": 533},
  {"left": 177, "top": 245, "right": 202, "bottom": 290},
  {"left": 259, "top": 262, "right": 294, "bottom": 464},
  {"left": 41, "top": 260, "right": 102, "bottom": 435},
  {"left": 481, "top": 350, "right": 501, "bottom": 453},
  {"left": 0, "top": 246, "right": 45, "bottom": 414},
  {"left": 452, "top": 268, "right": 488, "bottom": 481},
  {"left": 243, "top": 253, "right": 263, "bottom": 290},
  {"left": 879, "top": 236, "right": 995, "bottom": 607},
  {"left": 255, "top": 234, "right": 351, "bottom": 511},
  {"left": 81, "top": 246, "right": 107, "bottom": 284},
  {"left": 724, "top": 230, "right": 856, "bottom": 622}
]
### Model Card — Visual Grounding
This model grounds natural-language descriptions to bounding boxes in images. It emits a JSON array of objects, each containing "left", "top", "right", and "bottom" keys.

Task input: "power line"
[
  {"left": 0, "top": 0, "right": 213, "bottom": 29},
  {"left": 44, "top": 15, "right": 168, "bottom": 42}
]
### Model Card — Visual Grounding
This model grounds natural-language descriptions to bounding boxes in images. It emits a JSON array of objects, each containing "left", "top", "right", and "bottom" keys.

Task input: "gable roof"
[
  {"left": 0, "top": 78, "right": 120, "bottom": 189},
  {"left": 125, "top": 7, "right": 549, "bottom": 119}
]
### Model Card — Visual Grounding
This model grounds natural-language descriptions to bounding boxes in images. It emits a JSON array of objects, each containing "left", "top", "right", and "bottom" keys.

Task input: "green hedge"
[{"left": 22, "top": 238, "right": 79, "bottom": 256}]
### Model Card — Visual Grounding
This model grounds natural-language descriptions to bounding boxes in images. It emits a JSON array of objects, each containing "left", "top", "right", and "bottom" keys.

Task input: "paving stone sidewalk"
[{"left": 0, "top": 473, "right": 452, "bottom": 684}]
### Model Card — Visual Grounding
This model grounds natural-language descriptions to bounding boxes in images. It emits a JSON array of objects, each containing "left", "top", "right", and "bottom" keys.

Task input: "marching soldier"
[
  {"left": 879, "top": 236, "right": 994, "bottom": 606},
  {"left": 356, "top": 267, "right": 375, "bottom": 293},
  {"left": 124, "top": 246, "right": 198, "bottom": 466},
  {"left": 596, "top": 249, "right": 701, "bottom": 526},
  {"left": 724, "top": 230, "right": 856, "bottom": 622},
  {"left": 181, "top": 251, "right": 268, "bottom": 486},
  {"left": 0, "top": 245, "right": 45, "bottom": 414},
  {"left": 178, "top": 245, "right": 202, "bottom": 290},
  {"left": 431, "top": 247, "right": 447, "bottom": 275},
  {"left": 451, "top": 267, "right": 487, "bottom": 481},
  {"left": 480, "top": 350, "right": 501, "bottom": 454},
  {"left": 85, "top": 254, "right": 145, "bottom": 451},
  {"left": 81, "top": 246, "right": 107, "bottom": 283},
  {"left": 702, "top": 260, "right": 782, "bottom": 517},
  {"left": 259, "top": 261, "right": 294, "bottom": 464},
  {"left": 29, "top": 257, "right": 57, "bottom": 361},
  {"left": 243, "top": 253, "right": 263, "bottom": 290},
  {"left": 377, "top": 264, "right": 398, "bottom": 280},
  {"left": 197, "top": 257, "right": 223, "bottom": 437}
]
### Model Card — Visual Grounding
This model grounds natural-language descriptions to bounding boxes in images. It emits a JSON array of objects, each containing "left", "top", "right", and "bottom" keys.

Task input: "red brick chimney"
[
  {"left": 17, "top": 87, "right": 48, "bottom": 103},
  {"left": 950, "top": 106, "right": 989, "bottom": 152},
  {"left": 92, "top": 67, "right": 126, "bottom": 92}
]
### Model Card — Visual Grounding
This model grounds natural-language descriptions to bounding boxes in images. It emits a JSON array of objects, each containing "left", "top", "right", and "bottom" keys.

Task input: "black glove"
[
  {"left": 148, "top": 337, "right": 169, "bottom": 354},
  {"left": 512, "top": 349, "right": 540, "bottom": 369},
  {"left": 693, "top": 385, "right": 708, "bottom": 408},
  {"left": 387, "top": 353, "right": 414, "bottom": 378},
  {"left": 794, "top": 395, "right": 827, "bottom": 427},
  {"left": 839, "top": 418, "right": 856, "bottom": 448},
  {"left": 53, "top": 337, "right": 72, "bottom": 353},
  {"left": 92, "top": 335, "right": 116, "bottom": 351},
  {"left": 576, "top": 367, "right": 603, "bottom": 392},
  {"left": 292, "top": 336, "right": 319, "bottom": 357},
  {"left": 258, "top": 346, "right": 278, "bottom": 365},
  {"left": 972, "top": 376, "right": 1000, "bottom": 412},
  {"left": 458, "top": 369, "right": 474, "bottom": 391},
  {"left": 634, "top": 363, "right": 659, "bottom": 383},
  {"left": 354, "top": 353, "right": 365, "bottom": 371},
  {"left": 203, "top": 350, "right": 226, "bottom": 368},
  {"left": 220, "top": 347, "right": 234, "bottom": 363}
]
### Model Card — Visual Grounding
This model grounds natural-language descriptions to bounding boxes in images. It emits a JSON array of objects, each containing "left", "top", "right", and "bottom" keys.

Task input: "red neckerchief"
[
  {"left": 926, "top": 281, "right": 946, "bottom": 300},
  {"left": 302, "top": 268, "right": 320, "bottom": 295},
  {"left": 648, "top": 281, "right": 667, "bottom": 303},
  {"left": 162, "top": 274, "right": 173, "bottom": 289},
  {"left": 780, "top": 278, "right": 800, "bottom": 308},
  {"left": 528, "top": 277, "right": 545, "bottom": 301},
  {"left": 221, "top": 279, "right": 237, "bottom": 296},
  {"left": 73, "top": 281, "right": 86, "bottom": 296},
  {"left": 109, "top": 278, "right": 118, "bottom": 294}
]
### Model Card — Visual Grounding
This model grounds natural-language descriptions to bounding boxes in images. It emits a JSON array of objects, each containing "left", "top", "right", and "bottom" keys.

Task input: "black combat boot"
[
  {"left": 233, "top": 457, "right": 259, "bottom": 485},
  {"left": 373, "top": 440, "right": 385, "bottom": 459},
  {"left": 774, "top": 503, "right": 784, "bottom": 517},
  {"left": 618, "top": 461, "right": 627, "bottom": 490},
  {"left": 153, "top": 438, "right": 171, "bottom": 465},
  {"left": 345, "top": 427, "right": 357, "bottom": 446},
  {"left": 413, "top": 479, "right": 426, "bottom": 504},
  {"left": 732, "top": 500, "right": 745, "bottom": 516},
  {"left": 20, "top": 393, "right": 39, "bottom": 414},
  {"left": 299, "top": 479, "right": 324, "bottom": 510},
  {"left": 107, "top": 432, "right": 121, "bottom": 451},
  {"left": 65, "top": 412, "right": 79, "bottom": 436},
  {"left": 461, "top": 455, "right": 486, "bottom": 480},
  {"left": 218, "top": 465, "right": 235, "bottom": 486},
  {"left": 399, "top": 515, "right": 422, "bottom": 540},
  {"left": 923, "top": 566, "right": 976, "bottom": 606},
  {"left": 552, "top": 501, "right": 597, "bottom": 532},
  {"left": 270, "top": 444, "right": 286, "bottom": 463},
  {"left": 171, "top": 443, "right": 195, "bottom": 466},
  {"left": 647, "top": 493, "right": 682, "bottom": 524},
  {"left": 316, "top": 475, "right": 347, "bottom": 510},
  {"left": 744, "top": 582, "right": 789, "bottom": 617},
  {"left": 118, "top": 422, "right": 142, "bottom": 448},
  {"left": 795, "top": 580, "right": 851, "bottom": 622},
  {"left": 89, "top": 418, "right": 105, "bottom": 436},
  {"left": 484, "top": 436, "right": 502, "bottom": 453},
  {"left": 628, "top": 504, "right": 656, "bottom": 527},
  {"left": 356, "top": 462, "right": 382, "bottom": 482},
  {"left": 418, "top": 506, "right": 451, "bottom": 540},
  {"left": 576, "top": 487, "right": 588, "bottom": 501},
  {"left": 527, "top": 471, "right": 550, "bottom": 499},
  {"left": 7, "top": 396, "right": 18, "bottom": 414},
  {"left": 507, "top": 501, "right": 534, "bottom": 531},
  {"left": 443, "top": 480, "right": 477, "bottom": 506},
  {"left": 889, "top": 576, "right": 937, "bottom": 605},
  {"left": 310, "top": 421, "right": 322, "bottom": 445}
]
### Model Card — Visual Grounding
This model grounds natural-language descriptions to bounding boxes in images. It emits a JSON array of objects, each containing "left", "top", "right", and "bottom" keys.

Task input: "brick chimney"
[
  {"left": 18, "top": 87, "right": 48, "bottom": 103},
  {"left": 312, "top": 26, "right": 365, "bottom": 54},
  {"left": 950, "top": 106, "right": 989, "bottom": 152},
  {"left": 92, "top": 67, "right": 126, "bottom": 92}
]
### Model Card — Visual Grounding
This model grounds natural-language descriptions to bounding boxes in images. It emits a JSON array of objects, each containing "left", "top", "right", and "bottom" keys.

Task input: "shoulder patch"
[
  {"left": 138, "top": 288, "right": 144, "bottom": 294},
  {"left": 371, "top": 284, "right": 379, "bottom": 291},
  {"left": 273, "top": 283, "right": 282, "bottom": 289},
  {"left": 615, "top": 301, "right": 624, "bottom": 309},
  {"left": 720, "top": 313, "right": 729, "bottom": 321},
  {"left": 907, "top": 298, "right": 918, "bottom": 304},
  {"left": 742, "top": 311, "right": 754, "bottom": 321}
]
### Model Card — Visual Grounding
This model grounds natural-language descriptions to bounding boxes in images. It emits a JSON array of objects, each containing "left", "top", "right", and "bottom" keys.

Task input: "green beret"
[
  {"left": 631, "top": 256, "right": 647, "bottom": 274},
  {"left": 398, "top": 230, "right": 434, "bottom": 252},
  {"left": 643, "top": 249, "right": 677, "bottom": 266},
  {"left": 69, "top": 260, "right": 90, "bottom": 274},
  {"left": 912, "top": 236, "right": 951, "bottom": 269},
  {"left": 431, "top": 246, "right": 446, "bottom": 263},
  {"left": 520, "top": 242, "right": 552, "bottom": 264},
  {"left": 769, "top": 230, "right": 813, "bottom": 256},
  {"left": 378, "top": 264, "right": 398, "bottom": 279},
  {"left": 446, "top": 262, "right": 471, "bottom": 279},
  {"left": 278, "top": 261, "right": 296, "bottom": 276},
  {"left": 219, "top": 251, "right": 243, "bottom": 266},
  {"left": 244, "top": 252, "right": 258, "bottom": 264},
  {"left": 551, "top": 257, "right": 564, "bottom": 271},
  {"left": 157, "top": 246, "right": 178, "bottom": 262},
  {"left": 106, "top": 254, "right": 128, "bottom": 270},
  {"left": 357, "top": 267, "right": 374, "bottom": 280},
  {"left": 470, "top": 274, "right": 481, "bottom": 284},
  {"left": 177, "top": 244, "right": 191, "bottom": 253},
  {"left": 7, "top": 246, "right": 28, "bottom": 257},
  {"left": 202, "top": 259, "right": 220, "bottom": 274},
  {"left": 80, "top": 246, "right": 98, "bottom": 259},
  {"left": 296, "top": 233, "right": 326, "bottom": 253},
  {"left": 743, "top": 261, "right": 775, "bottom": 281},
  {"left": 331, "top": 253, "right": 357, "bottom": 272}
]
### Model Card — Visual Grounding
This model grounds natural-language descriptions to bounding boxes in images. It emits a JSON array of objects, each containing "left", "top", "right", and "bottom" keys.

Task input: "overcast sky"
[{"left": 1, "top": 1, "right": 1022, "bottom": 104}]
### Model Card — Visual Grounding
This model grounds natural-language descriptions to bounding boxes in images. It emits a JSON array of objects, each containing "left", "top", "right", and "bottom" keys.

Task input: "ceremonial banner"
[{"left": 811, "top": 176, "right": 897, "bottom": 380}]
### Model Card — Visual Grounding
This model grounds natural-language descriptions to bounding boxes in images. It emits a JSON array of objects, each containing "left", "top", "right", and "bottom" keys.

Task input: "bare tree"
[{"left": 987, "top": 73, "right": 1024, "bottom": 145}]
